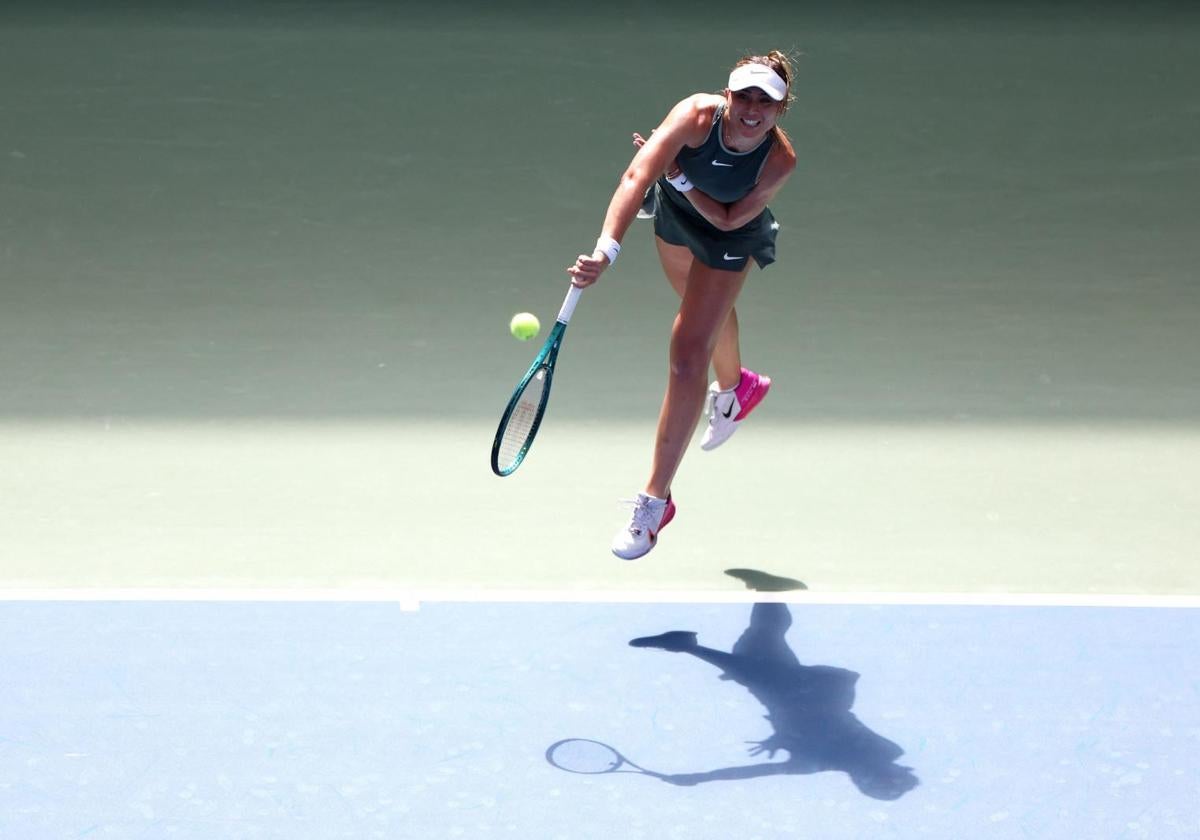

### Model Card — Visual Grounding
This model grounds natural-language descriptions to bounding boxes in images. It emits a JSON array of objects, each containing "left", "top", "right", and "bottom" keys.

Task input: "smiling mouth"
[{"left": 740, "top": 118, "right": 761, "bottom": 128}]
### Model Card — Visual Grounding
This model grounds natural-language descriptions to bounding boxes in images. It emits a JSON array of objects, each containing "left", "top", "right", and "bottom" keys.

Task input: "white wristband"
[
  {"left": 595, "top": 234, "right": 620, "bottom": 265},
  {"left": 666, "top": 171, "right": 694, "bottom": 193}
]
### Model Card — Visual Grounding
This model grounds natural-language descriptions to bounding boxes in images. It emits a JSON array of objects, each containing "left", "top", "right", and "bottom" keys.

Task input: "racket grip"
[{"left": 557, "top": 284, "right": 583, "bottom": 324}]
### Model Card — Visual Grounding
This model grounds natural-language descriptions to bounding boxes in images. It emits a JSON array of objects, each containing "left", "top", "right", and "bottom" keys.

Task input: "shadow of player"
[{"left": 630, "top": 602, "right": 919, "bottom": 800}]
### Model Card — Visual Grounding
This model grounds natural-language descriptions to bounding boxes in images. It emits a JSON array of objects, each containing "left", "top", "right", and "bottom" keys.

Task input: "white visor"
[{"left": 727, "top": 63, "right": 787, "bottom": 101}]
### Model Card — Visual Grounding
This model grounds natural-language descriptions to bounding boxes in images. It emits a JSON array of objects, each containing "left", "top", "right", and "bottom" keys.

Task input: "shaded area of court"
[
  {"left": 3, "top": 601, "right": 1197, "bottom": 838},
  {"left": 1, "top": 2, "right": 1197, "bottom": 426},
  {"left": 3, "top": 2, "right": 1197, "bottom": 594},
  {"left": 2, "top": 2, "right": 1198, "bottom": 595}
]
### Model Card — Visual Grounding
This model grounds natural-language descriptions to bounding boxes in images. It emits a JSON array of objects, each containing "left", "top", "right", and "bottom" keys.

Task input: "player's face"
[{"left": 725, "top": 87, "right": 781, "bottom": 144}]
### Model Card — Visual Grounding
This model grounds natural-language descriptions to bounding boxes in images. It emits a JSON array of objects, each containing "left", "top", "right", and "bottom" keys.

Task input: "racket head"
[
  {"left": 490, "top": 323, "right": 564, "bottom": 477},
  {"left": 545, "top": 738, "right": 625, "bottom": 774}
]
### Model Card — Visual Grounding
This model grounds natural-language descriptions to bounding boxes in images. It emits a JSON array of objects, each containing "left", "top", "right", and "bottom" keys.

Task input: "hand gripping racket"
[{"left": 490, "top": 284, "right": 583, "bottom": 477}]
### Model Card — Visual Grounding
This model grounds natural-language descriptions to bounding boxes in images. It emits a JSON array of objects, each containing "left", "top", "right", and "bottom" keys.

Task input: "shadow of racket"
[{"left": 545, "top": 738, "right": 666, "bottom": 780}]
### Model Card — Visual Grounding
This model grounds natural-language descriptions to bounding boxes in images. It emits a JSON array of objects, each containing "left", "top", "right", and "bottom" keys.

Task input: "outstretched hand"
[
  {"left": 566, "top": 250, "right": 609, "bottom": 288},
  {"left": 566, "top": 130, "right": 669, "bottom": 288},
  {"left": 747, "top": 736, "right": 788, "bottom": 759}
]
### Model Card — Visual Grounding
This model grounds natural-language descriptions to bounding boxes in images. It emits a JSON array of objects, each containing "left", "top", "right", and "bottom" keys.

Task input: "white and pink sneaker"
[
  {"left": 611, "top": 493, "right": 676, "bottom": 560},
  {"left": 700, "top": 367, "right": 772, "bottom": 451}
]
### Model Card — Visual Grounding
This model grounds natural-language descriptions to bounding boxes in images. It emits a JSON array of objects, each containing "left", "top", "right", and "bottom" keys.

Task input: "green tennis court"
[{"left": 1, "top": 3, "right": 1197, "bottom": 836}]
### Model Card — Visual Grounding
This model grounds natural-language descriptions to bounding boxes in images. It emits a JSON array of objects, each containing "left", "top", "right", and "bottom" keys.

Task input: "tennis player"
[{"left": 567, "top": 51, "right": 798, "bottom": 560}]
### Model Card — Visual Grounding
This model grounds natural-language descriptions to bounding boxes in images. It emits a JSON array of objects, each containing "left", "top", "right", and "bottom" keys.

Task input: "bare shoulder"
[
  {"left": 663, "top": 93, "right": 722, "bottom": 144},
  {"left": 765, "top": 128, "right": 798, "bottom": 179},
  {"left": 678, "top": 92, "right": 724, "bottom": 115},
  {"left": 771, "top": 128, "right": 798, "bottom": 169}
]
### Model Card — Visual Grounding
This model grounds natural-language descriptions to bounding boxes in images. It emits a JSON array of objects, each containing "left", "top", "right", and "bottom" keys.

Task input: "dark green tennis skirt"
[{"left": 649, "top": 181, "right": 779, "bottom": 272}]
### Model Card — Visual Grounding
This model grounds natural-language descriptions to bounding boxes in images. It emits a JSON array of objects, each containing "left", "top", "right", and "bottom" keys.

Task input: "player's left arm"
[{"left": 681, "top": 136, "right": 797, "bottom": 232}]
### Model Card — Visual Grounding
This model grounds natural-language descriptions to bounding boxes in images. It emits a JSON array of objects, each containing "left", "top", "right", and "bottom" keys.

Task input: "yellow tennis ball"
[{"left": 509, "top": 312, "right": 540, "bottom": 341}]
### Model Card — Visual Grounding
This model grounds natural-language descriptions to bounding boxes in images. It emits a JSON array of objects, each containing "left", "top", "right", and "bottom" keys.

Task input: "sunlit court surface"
[{"left": 2, "top": 2, "right": 1199, "bottom": 838}]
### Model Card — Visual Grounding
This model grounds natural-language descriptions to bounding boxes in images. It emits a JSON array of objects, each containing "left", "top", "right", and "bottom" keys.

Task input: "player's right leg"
[
  {"left": 645, "top": 258, "right": 749, "bottom": 498},
  {"left": 612, "top": 240, "right": 746, "bottom": 560},
  {"left": 655, "top": 237, "right": 741, "bottom": 387}
]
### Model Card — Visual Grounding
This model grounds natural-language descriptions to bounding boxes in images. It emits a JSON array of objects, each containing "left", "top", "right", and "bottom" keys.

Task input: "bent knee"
[{"left": 668, "top": 338, "right": 712, "bottom": 382}]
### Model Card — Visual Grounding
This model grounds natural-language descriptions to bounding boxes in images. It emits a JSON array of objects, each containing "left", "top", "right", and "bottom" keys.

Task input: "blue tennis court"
[
  {"left": 3, "top": 600, "right": 1197, "bottom": 839},
  {"left": 3, "top": 3, "right": 1198, "bottom": 839}
]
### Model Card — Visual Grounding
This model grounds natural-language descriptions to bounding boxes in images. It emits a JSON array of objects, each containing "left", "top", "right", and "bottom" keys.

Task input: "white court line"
[{"left": 0, "top": 588, "right": 1198, "bottom": 611}]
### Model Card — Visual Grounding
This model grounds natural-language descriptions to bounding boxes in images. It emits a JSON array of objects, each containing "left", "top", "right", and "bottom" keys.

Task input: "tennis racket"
[
  {"left": 545, "top": 738, "right": 664, "bottom": 779},
  {"left": 490, "top": 283, "right": 583, "bottom": 477}
]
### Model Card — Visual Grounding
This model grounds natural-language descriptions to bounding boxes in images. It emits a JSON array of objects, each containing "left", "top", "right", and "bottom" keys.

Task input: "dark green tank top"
[{"left": 675, "top": 103, "right": 775, "bottom": 204}]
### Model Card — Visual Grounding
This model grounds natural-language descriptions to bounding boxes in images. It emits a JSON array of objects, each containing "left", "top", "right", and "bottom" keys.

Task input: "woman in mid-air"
[{"left": 567, "top": 51, "right": 797, "bottom": 560}]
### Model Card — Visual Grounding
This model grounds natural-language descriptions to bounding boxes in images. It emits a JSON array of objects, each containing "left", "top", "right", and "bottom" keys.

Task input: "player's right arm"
[{"left": 568, "top": 95, "right": 714, "bottom": 288}]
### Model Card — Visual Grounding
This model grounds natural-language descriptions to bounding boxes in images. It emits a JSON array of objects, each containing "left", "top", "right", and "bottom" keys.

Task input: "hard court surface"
[{"left": 1, "top": 3, "right": 1198, "bottom": 838}]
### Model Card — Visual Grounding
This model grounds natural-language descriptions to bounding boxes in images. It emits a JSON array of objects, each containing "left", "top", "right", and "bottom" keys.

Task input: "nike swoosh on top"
[
  {"left": 711, "top": 160, "right": 734, "bottom": 167},
  {"left": 722, "top": 253, "right": 744, "bottom": 261}
]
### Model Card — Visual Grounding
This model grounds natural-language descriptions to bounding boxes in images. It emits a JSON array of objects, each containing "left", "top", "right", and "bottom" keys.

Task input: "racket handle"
[{"left": 556, "top": 283, "right": 583, "bottom": 325}]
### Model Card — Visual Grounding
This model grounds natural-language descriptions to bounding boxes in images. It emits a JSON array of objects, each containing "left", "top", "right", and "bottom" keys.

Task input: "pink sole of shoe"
[{"left": 734, "top": 374, "right": 771, "bottom": 422}]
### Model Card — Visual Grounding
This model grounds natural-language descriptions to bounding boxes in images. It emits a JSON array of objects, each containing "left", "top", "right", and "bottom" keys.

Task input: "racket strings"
[
  {"left": 547, "top": 739, "right": 623, "bottom": 774},
  {"left": 496, "top": 370, "right": 546, "bottom": 471}
]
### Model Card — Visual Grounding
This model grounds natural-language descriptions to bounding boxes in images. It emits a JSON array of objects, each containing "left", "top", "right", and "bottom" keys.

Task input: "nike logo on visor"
[{"left": 722, "top": 253, "right": 745, "bottom": 261}]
